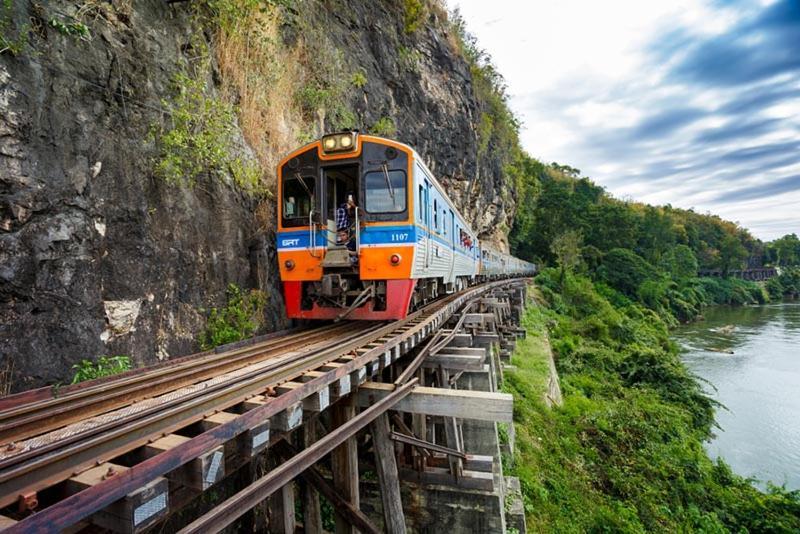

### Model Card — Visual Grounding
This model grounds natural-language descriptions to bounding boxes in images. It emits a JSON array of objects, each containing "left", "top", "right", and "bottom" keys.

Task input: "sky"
[{"left": 451, "top": 0, "right": 800, "bottom": 240}]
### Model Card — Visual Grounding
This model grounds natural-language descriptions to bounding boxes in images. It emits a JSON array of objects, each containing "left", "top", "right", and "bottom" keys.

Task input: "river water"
[{"left": 673, "top": 302, "right": 800, "bottom": 490}]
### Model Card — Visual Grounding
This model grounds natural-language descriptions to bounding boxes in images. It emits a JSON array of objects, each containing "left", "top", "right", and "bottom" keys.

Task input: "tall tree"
[
  {"left": 718, "top": 234, "right": 748, "bottom": 277},
  {"left": 551, "top": 229, "right": 583, "bottom": 285}
]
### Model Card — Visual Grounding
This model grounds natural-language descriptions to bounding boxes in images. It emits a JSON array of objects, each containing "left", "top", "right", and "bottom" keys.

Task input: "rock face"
[
  {"left": 309, "top": 1, "right": 517, "bottom": 249},
  {"left": 0, "top": 1, "right": 286, "bottom": 391},
  {"left": 0, "top": 0, "right": 518, "bottom": 391}
]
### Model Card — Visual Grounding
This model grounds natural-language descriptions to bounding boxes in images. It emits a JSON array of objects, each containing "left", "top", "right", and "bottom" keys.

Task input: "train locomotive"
[{"left": 277, "top": 132, "right": 536, "bottom": 320}]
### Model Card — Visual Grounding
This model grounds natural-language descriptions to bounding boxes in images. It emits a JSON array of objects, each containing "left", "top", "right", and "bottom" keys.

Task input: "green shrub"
[
  {"left": 199, "top": 284, "right": 267, "bottom": 350},
  {"left": 71, "top": 355, "right": 131, "bottom": 384},
  {"left": 48, "top": 17, "right": 90, "bottom": 40},
  {"left": 350, "top": 70, "right": 367, "bottom": 88},
  {"left": 152, "top": 72, "right": 265, "bottom": 194},
  {"left": 370, "top": 116, "right": 396, "bottom": 137},
  {"left": 0, "top": 0, "right": 28, "bottom": 56},
  {"left": 402, "top": 0, "right": 425, "bottom": 33}
]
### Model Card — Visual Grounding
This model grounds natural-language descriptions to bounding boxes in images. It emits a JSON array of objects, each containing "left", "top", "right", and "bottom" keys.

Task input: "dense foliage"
[
  {"left": 198, "top": 284, "right": 267, "bottom": 350},
  {"left": 505, "top": 273, "right": 800, "bottom": 532},
  {"left": 506, "top": 161, "right": 800, "bottom": 327}
]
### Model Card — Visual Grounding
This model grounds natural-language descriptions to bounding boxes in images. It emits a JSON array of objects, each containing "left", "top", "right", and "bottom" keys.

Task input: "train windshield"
[
  {"left": 282, "top": 174, "right": 316, "bottom": 222},
  {"left": 364, "top": 170, "right": 406, "bottom": 213}
]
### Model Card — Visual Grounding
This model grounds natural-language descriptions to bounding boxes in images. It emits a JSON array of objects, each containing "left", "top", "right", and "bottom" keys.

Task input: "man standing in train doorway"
[{"left": 336, "top": 193, "right": 359, "bottom": 265}]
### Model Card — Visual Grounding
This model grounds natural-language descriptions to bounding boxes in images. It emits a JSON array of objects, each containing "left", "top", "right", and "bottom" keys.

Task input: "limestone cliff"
[{"left": 0, "top": 0, "right": 519, "bottom": 390}]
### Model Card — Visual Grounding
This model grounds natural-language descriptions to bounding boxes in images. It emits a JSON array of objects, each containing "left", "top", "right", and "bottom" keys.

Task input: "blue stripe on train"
[{"left": 278, "top": 225, "right": 479, "bottom": 262}]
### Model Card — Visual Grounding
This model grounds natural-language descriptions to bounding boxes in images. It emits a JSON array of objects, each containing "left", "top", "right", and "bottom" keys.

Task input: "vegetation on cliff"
[{"left": 505, "top": 273, "right": 800, "bottom": 532}]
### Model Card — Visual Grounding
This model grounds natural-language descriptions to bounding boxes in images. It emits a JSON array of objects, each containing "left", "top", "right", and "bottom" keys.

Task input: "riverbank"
[
  {"left": 674, "top": 302, "right": 800, "bottom": 491},
  {"left": 503, "top": 272, "right": 800, "bottom": 532}
]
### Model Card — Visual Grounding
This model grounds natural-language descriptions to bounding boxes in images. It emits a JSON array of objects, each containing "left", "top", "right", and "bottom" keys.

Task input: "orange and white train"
[{"left": 276, "top": 132, "right": 536, "bottom": 320}]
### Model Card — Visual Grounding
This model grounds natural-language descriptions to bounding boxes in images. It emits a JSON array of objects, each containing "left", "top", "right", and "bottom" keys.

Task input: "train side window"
[
  {"left": 418, "top": 185, "right": 424, "bottom": 220},
  {"left": 433, "top": 199, "right": 438, "bottom": 231}
]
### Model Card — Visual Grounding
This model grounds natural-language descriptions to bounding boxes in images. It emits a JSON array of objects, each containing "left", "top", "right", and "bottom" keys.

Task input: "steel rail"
[
  {"left": 177, "top": 379, "right": 419, "bottom": 534},
  {"left": 0, "top": 323, "right": 350, "bottom": 444},
  {"left": 4, "top": 279, "right": 528, "bottom": 531},
  {"left": 0, "top": 325, "right": 305, "bottom": 412},
  {"left": 0, "top": 323, "right": 392, "bottom": 505}
]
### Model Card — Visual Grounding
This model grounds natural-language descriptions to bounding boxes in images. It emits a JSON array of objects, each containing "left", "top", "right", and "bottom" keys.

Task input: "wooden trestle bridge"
[
  {"left": 697, "top": 267, "right": 777, "bottom": 281},
  {"left": 0, "top": 279, "right": 531, "bottom": 534}
]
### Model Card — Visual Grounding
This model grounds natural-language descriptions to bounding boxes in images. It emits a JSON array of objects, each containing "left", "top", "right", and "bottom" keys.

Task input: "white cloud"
[{"left": 450, "top": 0, "right": 800, "bottom": 240}]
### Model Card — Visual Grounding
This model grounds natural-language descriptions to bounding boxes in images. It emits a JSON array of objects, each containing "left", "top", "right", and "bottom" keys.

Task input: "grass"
[
  {"left": 0, "top": 0, "right": 28, "bottom": 56},
  {"left": 370, "top": 116, "right": 396, "bottom": 137},
  {"left": 213, "top": 2, "right": 301, "bottom": 193},
  {"left": 505, "top": 304, "right": 552, "bottom": 402},
  {"left": 71, "top": 356, "right": 132, "bottom": 384}
]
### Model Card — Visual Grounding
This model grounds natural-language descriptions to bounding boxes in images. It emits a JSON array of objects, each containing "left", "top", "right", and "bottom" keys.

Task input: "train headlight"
[
  {"left": 390, "top": 254, "right": 402, "bottom": 265},
  {"left": 284, "top": 259, "right": 295, "bottom": 270},
  {"left": 321, "top": 132, "right": 358, "bottom": 154}
]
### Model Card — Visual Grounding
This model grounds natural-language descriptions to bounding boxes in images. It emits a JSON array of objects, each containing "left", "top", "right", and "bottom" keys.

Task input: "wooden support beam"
[
  {"left": 0, "top": 516, "right": 16, "bottom": 531},
  {"left": 463, "top": 313, "right": 496, "bottom": 329},
  {"left": 276, "top": 381, "right": 329, "bottom": 412},
  {"left": 336, "top": 356, "right": 369, "bottom": 386},
  {"left": 331, "top": 397, "right": 359, "bottom": 534},
  {"left": 436, "top": 368, "right": 463, "bottom": 478},
  {"left": 268, "top": 481, "right": 295, "bottom": 534},
  {"left": 422, "top": 353, "right": 484, "bottom": 371},
  {"left": 301, "top": 423, "right": 323, "bottom": 534},
  {"left": 144, "top": 435, "right": 224, "bottom": 490},
  {"left": 357, "top": 383, "right": 513, "bottom": 422},
  {"left": 441, "top": 347, "right": 487, "bottom": 357},
  {"left": 473, "top": 332, "right": 500, "bottom": 348},
  {"left": 271, "top": 402, "right": 303, "bottom": 432},
  {"left": 371, "top": 414, "right": 407, "bottom": 534},
  {"left": 66, "top": 463, "right": 168, "bottom": 533},
  {"left": 274, "top": 442, "right": 380, "bottom": 534},
  {"left": 399, "top": 467, "right": 495, "bottom": 491},
  {"left": 389, "top": 431, "right": 465, "bottom": 460},
  {"left": 242, "top": 394, "right": 268, "bottom": 411},
  {"left": 427, "top": 454, "right": 494, "bottom": 473},
  {"left": 301, "top": 370, "right": 350, "bottom": 399},
  {"left": 444, "top": 332, "right": 473, "bottom": 347},
  {"left": 200, "top": 411, "right": 270, "bottom": 459}
]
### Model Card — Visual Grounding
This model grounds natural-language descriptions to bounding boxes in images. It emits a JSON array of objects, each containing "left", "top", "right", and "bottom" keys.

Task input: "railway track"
[
  {"left": 0, "top": 279, "right": 527, "bottom": 532},
  {"left": 0, "top": 323, "right": 353, "bottom": 444}
]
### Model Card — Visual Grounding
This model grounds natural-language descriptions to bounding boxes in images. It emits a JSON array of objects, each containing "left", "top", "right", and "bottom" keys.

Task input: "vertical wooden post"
[
  {"left": 303, "top": 421, "right": 323, "bottom": 534},
  {"left": 411, "top": 369, "right": 427, "bottom": 470},
  {"left": 268, "top": 450, "right": 296, "bottom": 534},
  {"left": 437, "top": 367, "right": 464, "bottom": 477},
  {"left": 268, "top": 482, "right": 295, "bottom": 534},
  {"left": 332, "top": 396, "right": 360, "bottom": 534},
  {"left": 371, "top": 413, "right": 407, "bottom": 534}
]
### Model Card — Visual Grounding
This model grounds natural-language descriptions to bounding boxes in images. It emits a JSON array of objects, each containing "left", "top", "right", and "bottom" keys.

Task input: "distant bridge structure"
[{"left": 698, "top": 268, "right": 777, "bottom": 281}]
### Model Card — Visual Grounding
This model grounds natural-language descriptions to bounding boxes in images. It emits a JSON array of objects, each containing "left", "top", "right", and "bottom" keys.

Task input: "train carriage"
[{"left": 277, "top": 132, "right": 534, "bottom": 320}]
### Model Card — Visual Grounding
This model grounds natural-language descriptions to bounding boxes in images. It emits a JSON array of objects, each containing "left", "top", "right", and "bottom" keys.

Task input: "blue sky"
[{"left": 452, "top": 0, "right": 800, "bottom": 240}]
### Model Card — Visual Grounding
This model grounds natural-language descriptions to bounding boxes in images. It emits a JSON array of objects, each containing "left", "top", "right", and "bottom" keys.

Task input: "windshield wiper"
[{"left": 294, "top": 172, "right": 313, "bottom": 197}]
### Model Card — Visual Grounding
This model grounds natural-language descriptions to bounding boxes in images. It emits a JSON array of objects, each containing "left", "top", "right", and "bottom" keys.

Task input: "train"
[{"left": 276, "top": 132, "right": 536, "bottom": 320}]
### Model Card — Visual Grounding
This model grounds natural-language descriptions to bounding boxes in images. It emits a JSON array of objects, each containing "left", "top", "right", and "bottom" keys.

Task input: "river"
[{"left": 673, "top": 302, "right": 800, "bottom": 490}]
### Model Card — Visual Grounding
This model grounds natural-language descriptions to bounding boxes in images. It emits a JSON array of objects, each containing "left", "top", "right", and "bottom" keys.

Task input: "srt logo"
[{"left": 282, "top": 238, "right": 300, "bottom": 247}]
